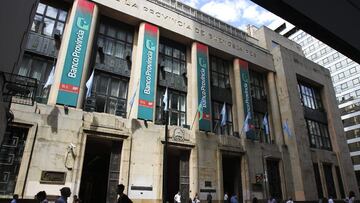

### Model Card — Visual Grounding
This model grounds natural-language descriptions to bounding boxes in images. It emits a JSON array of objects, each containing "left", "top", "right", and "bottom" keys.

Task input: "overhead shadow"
[{"left": 46, "top": 106, "right": 60, "bottom": 133}]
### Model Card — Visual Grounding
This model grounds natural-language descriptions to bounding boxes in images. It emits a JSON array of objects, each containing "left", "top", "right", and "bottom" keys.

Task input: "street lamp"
[{"left": 162, "top": 88, "right": 169, "bottom": 203}]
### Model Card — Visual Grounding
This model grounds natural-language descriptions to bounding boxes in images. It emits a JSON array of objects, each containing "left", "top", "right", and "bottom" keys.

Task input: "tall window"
[
  {"left": 17, "top": 54, "right": 54, "bottom": 103},
  {"left": 158, "top": 40, "right": 186, "bottom": 75},
  {"left": 212, "top": 102, "right": 233, "bottom": 135},
  {"left": 298, "top": 82, "right": 323, "bottom": 110},
  {"left": 97, "top": 20, "right": 133, "bottom": 66},
  {"left": 249, "top": 70, "right": 266, "bottom": 100},
  {"left": 90, "top": 72, "right": 128, "bottom": 117},
  {"left": 306, "top": 119, "right": 331, "bottom": 150},
  {"left": 253, "top": 112, "right": 269, "bottom": 143},
  {"left": 31, "top": 2, "right": 68, "bottom": 36},
  {"left": 249, "top": 70, "right": 269, "bottom": 143},
  {"left": 210, "top": 56, "right": 233, "bottom": 135},
  {"left": 210, "top": 56, "right": 230, "bottom": 88},
  {"left": 155, "top": 88, "right": 186, "bottom": 126}
]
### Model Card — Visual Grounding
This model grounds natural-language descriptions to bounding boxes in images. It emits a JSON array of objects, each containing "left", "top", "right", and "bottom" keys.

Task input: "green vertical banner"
[
  {"left": 57, "top": 0, "right": 94, "bottom": 107},
  {"left": 196, "top": 43, "right": 212, "bottom": 131},
  {"left": 238, "top": 59, "right": 256, "bottom": 140},
  {"left": 137, "top": 23, "right": 159, "bottom": 121}
]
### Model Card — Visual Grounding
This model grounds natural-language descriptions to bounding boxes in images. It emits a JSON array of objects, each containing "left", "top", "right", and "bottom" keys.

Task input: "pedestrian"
[
  {"left": 174, "top": 191, "right": 181, "bottom": 203},
  {"left": 346, "top": 191, "right": 355, "bottom": 203},
  {"left": 230, "top": 193, "right": 238, "bottom": 203},
  {"left": 72, "top": 195, "right": 81, "bottom": 203},
  {"left": 270, "top": 197, "right": 277, "bottom": 203},
  {"left": 36, "top": 191, "right": 48, "bottom": 203},
  {"left": 318, "top": 196, "right": 323, "bottom": 203},
  {"left": 252, "top": 197, "right": 258, "bottom": 203},
  {"left": 286, "top": 197, "right": 293, "bottom": 203},
  {"left": 117, "top": 184, "right": 132, "bottom": 203},
  {"left": 207, "top": 192, "right": 212, "bottom": 203},
  {"left": 10, "top": 194, "right": 18, "bottom": 203},
  {"left": 193, "top": 193, "right": 200, "bottom": 203},
  {"left": 55, "top": 187, "right": 71, "bottom": 203},
  {"left": 224, "top": 192, "right": 229, "bottom": 203},
  {"left": 328, "top": 196, "right": 333, "bottom": 203}
]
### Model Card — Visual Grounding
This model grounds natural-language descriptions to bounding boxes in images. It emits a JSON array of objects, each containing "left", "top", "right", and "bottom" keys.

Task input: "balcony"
[
  {"left": 1, "top": 71, "right": 38, "bottom": 106},
  {"left": 25, "top": 32, "right": 58, "bottom": 58}
]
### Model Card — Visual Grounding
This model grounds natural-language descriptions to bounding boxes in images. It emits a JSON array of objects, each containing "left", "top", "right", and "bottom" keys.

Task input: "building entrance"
[
  {"left": 79, "top": 136, "right": 122, "bottom": 203},
  {"left": 167, "top": 147, "right": 190, "bottom": 203},
  {"left": 266, "top": 159, "right": 282, "bottom": 200},
  {"left": 0, "top": 126, "right": 28, "bottom": 196},
  {"left": 222, "top": 155, "right": 242, "bottom": 202}
]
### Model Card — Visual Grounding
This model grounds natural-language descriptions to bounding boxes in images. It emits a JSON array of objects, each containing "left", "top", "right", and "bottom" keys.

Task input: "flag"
[
  {"left": 44, "top": 66, "right": 55, "bottom": 88},
  {"left": 128, "top": 84, "right": 137, "bottom": 108},
  {"left": 163, "top": 87, "right": 168, "bottom": 111},
  {"left": 262, "top": 113, "right": 269, "bottom": 135},
  {"left": 220, "top": 102, "right": 227, "bottom": 126},
  {"left": 244, "top": 112, "right": 251, "bottom": 132},
  {"left": 85, "top": 70, "right": 94, "bottom": 98},
  {"left": 197, "top": 99, "right": 203, "bottom": 120},
  {"left": 283, "top": 120, "right": 292, "bottom": 137}
]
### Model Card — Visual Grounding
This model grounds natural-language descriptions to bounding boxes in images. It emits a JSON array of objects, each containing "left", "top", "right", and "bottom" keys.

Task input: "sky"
[{"left": 179, "top": 0, "right": 282, "bottom": 31}]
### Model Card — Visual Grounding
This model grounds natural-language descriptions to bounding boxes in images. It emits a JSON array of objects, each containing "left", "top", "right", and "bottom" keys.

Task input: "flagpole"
[
  {"left": 190, "top": 109, "right": 198, "bottom": 130},
  {"left": 127, "top": 82, "right": 139, "bottom": 119},
  {"left": 213, "top": 121, "right": 219, "bottom": 133},
  {"left": 257, "top": 127, "right": 262, "bottom": 142},
  {"left": 239, "top": 123, "right": 245, "bottom": 138}
]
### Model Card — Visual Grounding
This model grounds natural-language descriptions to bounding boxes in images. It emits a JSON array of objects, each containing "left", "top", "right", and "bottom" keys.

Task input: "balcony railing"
[{"left": 1, "top": 71, "right": 38, "bottom": 106}]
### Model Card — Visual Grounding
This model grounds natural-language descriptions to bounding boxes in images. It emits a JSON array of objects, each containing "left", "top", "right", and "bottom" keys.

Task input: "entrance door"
[
  {"left": 79, "top": 137, "right": 122, "bottom": 203},
  {"left": 179, "top": 153, "right": 190, "bottom": 203},
  {"left": 222, "top": 155, "right": 242, "bottom": 202},
  {"left": 266, "top": 159, "right": 282, "bottom": 200},
  {"left": 167, "top": 148, "right": 190, "bottom": 203},
  {"left": 0, "top": 126, "right": 28, "bottom": 195}
]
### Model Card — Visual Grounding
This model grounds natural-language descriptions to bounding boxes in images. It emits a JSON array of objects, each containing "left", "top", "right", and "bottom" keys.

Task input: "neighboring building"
[
  {"left": 0, "top": 1, "right": 357, "bottom": 203},
  {"left": 268, "top": 20, "right": 360, "bottom": 191}
]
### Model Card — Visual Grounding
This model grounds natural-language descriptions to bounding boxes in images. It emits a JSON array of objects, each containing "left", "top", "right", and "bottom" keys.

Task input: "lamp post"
[{"left": 162, "top": 89, "right": 169, "bottom": 203}]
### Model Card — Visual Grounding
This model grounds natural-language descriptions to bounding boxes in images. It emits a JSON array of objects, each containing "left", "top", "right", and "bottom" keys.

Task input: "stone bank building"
[{"left": 0, "top": 0, "right": 358, "bottom": 202}]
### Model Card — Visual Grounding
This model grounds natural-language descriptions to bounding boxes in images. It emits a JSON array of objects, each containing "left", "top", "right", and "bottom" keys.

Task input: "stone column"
[
  {"left": 233, "top": 58, "right": 245, "bottom": 140},
  {"left": 126, "top": 22, "right": 160, "bottom": 121},
  {"left": 48, "top": 0, "right": 98, "bottom": 108},
  {"left": 267, "top": 72, "right": 284, "bottom": 146},
  {"left": 189, "top": 147, "right": 199, "bottom": 198}
]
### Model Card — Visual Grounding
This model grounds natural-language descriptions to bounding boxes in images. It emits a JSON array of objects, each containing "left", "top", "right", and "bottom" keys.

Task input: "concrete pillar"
[
  {"left": 241, "top": 155, "right": 251, "bottom": 203},
  {"left": 266, "top": 72, "right": 284, "bottom": 146},
  {"left": 229, "top": 63, "right": 239, "bottom": 132},
  {"left": 127, "top": 22, "right": 160, "bottom": 121},
  {"left": 233, "top": 58, "right": 246, "bottom": 142},
  {"left": 48, "top": 0, "right": 98, "bottom": 108},
  {"left": 190, "top": 147, "right": 199, "bottom": 198}
]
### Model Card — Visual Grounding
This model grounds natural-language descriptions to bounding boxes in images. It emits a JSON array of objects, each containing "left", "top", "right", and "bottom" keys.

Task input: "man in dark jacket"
[
  {"left": 117, "top": 184, "right": 132, "bottom": 203},
  {"left": 55, "top": 187, "right": 71, "bottom": 203}
]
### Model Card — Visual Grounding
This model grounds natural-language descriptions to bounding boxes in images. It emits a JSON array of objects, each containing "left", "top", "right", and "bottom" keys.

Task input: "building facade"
[
  {"left": 268, "top": 20, "right": 360, "bottom": 191},
  {"left": 0, "top": 0, "right": 357, "bottom": 203}
]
